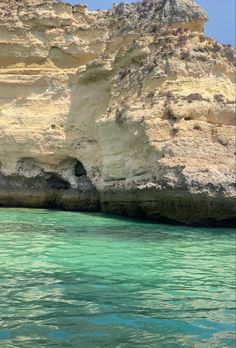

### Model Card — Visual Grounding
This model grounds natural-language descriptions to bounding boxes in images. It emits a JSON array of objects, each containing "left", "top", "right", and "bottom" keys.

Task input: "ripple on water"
[{"left": 0, "top": 208, "right": 235, "bottom": 348}]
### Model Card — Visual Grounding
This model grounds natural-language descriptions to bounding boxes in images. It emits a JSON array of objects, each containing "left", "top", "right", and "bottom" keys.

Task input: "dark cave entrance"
[{"left": 74, "top": 160, "right": 87, "bottom": 177}]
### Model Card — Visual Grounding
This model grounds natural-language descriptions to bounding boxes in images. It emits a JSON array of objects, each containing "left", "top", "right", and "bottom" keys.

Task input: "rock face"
[{"left": 0, "top": 0, "right": 235, "bottom": 226}]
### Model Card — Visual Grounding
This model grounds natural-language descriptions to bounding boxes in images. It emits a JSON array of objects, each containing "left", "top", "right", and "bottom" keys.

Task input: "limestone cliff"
[{"left": 0, "top": 0, "right": 235, "bottom": 226}]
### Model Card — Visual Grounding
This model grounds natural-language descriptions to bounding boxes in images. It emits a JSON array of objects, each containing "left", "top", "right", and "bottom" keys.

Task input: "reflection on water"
[{"left": 0, "top": 208, "right": 235, "bottom": 347}]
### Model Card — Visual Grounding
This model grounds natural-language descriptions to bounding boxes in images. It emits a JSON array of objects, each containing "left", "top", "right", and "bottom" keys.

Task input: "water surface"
[{"left": 0, "top": 208, "right": 235, "bottom": 347}]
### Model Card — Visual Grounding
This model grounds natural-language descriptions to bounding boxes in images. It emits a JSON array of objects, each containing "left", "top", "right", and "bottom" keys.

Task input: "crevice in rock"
[{"left": 74, "top": 160, "right": 87, "bottom": 177}]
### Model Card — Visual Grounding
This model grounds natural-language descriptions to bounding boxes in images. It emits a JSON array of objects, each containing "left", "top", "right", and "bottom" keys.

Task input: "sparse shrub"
[
  {"left": 183, "top": 93, "right": 209, "bottom": 102},
  {"left": 178, "top": 35, "right": 187, "bottom": 45},
  {"left": 199, "top": 35, "right": 205, "bottom": 43},
  {"left": 214, "top": 94, "right": 225, "bottom": 103},
  {"left": 148, "top": 23, "right": 159, "bottom": 33},
  {"left": 197, "top": 55, "right": 208, "bottom": 62},
  {"left": 147, "top": 91, "right": 155, "bottom": 98},
  {"left": 194, "top": 47, "right": 205, "bottom": 53},
  {"left": 180, "top": 50, "right": 190, "bottom": 60},
  {"left": 224, "top": 46, "right": 235, "bottom": 63},
  {"left": 212, "top": 43, "right": 221, "bottom": 52}
]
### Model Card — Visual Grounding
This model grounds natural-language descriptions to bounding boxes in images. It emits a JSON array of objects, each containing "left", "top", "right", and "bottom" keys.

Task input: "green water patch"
[{"left": 0, "top": 208, "right": 235, "bottom": 347}]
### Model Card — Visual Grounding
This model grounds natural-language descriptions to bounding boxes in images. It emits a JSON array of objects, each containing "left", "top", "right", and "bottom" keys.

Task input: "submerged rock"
[{"left": 0, "top": 0, "right": 235, "bottom": 225}]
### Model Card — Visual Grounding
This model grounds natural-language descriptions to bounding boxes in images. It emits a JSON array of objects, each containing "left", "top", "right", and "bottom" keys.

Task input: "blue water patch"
[{"left": 0, "top": 329, "right": 12, "bottom": 340}]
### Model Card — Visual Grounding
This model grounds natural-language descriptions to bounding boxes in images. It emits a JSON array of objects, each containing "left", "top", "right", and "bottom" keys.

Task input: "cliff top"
[
  {"left": 0, "top": 0, "right": 208, "bottom": 35},
  {"left": 110, "top": 0, "right": 208, "bottom": 34}
]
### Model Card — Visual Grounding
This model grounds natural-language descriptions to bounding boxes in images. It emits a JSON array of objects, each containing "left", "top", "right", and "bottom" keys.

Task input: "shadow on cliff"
[{"left": 64, "top": 67, "right": 112, "bottom": 189}]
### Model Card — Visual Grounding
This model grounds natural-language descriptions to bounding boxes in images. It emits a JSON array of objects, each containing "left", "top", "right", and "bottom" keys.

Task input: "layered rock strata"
[{"left": 0, "top": 0, "right": 235, "bottom": 225}]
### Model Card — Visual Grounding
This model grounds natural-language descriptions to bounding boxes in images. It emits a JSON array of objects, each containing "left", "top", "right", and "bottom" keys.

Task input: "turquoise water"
[{"left": 0, "top": 209, "right": 235, "bottom": 348}]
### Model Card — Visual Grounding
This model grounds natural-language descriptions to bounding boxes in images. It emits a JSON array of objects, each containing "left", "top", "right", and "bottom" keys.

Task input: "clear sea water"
[{"left": 0, "top": 208, "right": 235, "bottom": 348}]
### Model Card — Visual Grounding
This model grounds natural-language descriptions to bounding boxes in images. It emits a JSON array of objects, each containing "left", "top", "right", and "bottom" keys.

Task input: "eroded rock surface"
[{"left": 0, "top": 0, "right": 235, "bottom": 225}]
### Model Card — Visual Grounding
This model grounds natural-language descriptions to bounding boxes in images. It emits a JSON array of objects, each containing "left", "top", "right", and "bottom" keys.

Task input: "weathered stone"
[{"left": 0, "top": 0, "right": 235, "bottom": 226}]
